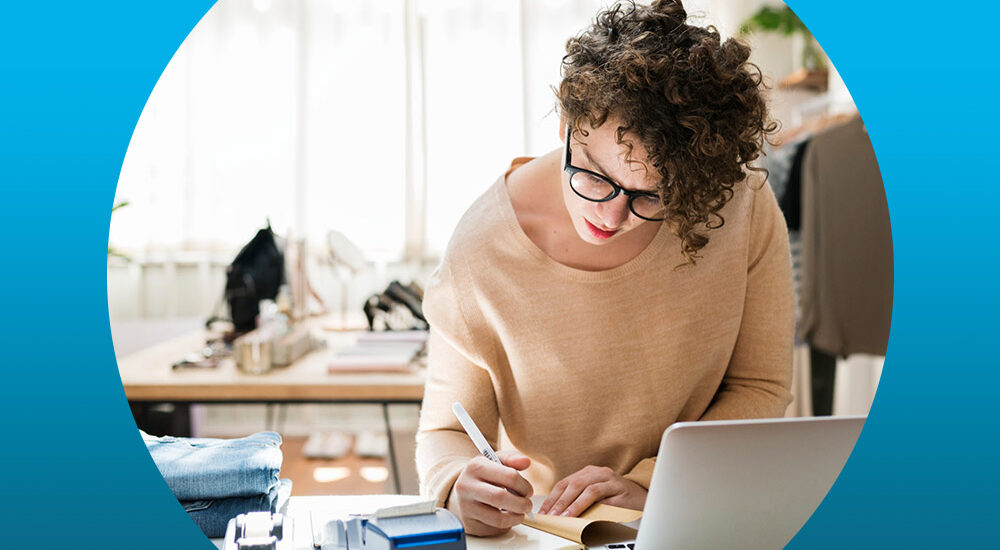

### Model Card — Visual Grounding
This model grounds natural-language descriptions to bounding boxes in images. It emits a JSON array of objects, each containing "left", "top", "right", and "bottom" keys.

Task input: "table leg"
[
  {"left": 383, "top": 403, "right": 401, "bottom": 494},
  {"left": 276, "top": 404, "right": 288, "bottom": 433}
]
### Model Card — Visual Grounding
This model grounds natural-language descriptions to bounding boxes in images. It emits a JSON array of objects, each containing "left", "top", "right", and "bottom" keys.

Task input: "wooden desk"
[
  {"left": 118, "top": 330, "right": 427, "bottom": 403},
  {"left": 117, "top": 327, "right": 428, "bottom": 492}
]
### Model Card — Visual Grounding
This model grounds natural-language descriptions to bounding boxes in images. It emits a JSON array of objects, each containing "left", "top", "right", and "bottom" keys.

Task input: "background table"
[{"left": 118, "top": 327, "right": 428, "bottom": 492}]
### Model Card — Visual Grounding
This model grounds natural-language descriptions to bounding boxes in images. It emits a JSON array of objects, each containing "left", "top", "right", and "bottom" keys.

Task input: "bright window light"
[
  {"left": 360, "top": 466, "right": 389, "bottom": 483},
  {"left": 313, "top": 467, "right": 352, "bottom": 483}
]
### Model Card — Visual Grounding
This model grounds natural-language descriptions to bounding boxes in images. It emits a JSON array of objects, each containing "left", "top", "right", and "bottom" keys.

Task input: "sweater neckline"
[{"left": 494, "top": 171, "right": 674, "bottom": 283}]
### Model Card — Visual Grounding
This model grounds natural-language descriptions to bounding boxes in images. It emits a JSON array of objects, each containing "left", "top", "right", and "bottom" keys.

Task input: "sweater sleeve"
[
  {"left": 415, "top": 258, "right": 501, "bottom": 507},
  {"left": 701, "top": 183, "right": 795, "bottom": 421}
]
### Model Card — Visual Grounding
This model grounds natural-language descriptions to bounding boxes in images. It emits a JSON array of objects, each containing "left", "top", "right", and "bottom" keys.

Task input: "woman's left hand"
[{"left": 537, "top": 465, "right": 647, "bottom": 517}]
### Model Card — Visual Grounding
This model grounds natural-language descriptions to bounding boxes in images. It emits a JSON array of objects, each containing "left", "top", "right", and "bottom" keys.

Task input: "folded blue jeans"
[
  {"left": 182, "top": 478, "right": 292, "bottom": 538},
  {"left": 142, "top": 430, "right": 283, "bottom": 500}
]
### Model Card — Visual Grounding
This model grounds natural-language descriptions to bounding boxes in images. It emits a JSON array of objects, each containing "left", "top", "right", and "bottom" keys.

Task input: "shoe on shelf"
[
  {"left": 323, "top": 431, "right": 354, "bottom": 458},
  {"left": 302, "top": 431, "right": 354, "bottom": 459},
  {"left": 354, "top": 431, "right": 389, "bottom": 458}
]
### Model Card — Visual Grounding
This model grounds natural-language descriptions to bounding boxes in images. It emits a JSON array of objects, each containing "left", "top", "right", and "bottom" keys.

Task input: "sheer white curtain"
[
  {"left": 420, "top": 0, "right": 524, "bottom": 255},
  {"left": 300, "top": 0, "right": 408, "bottom": 258},
  {"left": 115, "top": 0, "right": 301, "bottom": 251},
  {"left": 111, "top": 0, "right": 605, "bottom": 260}
]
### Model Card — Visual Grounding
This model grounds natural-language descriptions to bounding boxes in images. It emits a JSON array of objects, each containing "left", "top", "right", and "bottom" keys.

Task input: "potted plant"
[
  {"left": 739, "top": 5, "right": 827, "bottom": 90},
  {"left": 108, "top": 200, "right": 130, "bottom": 260}
]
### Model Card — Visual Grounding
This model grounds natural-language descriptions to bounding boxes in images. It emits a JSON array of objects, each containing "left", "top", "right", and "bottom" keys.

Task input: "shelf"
[{"left": 779, "top": 68, "right": 829, "bottom": 92}]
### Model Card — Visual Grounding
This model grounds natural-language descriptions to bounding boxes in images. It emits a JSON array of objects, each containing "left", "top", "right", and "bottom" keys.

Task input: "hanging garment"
[
  {"left": 800, "top": 117, "right": 892, "bottom": 356},
  {"left": 763, "top": 139, "right": 810, "bottom": 342},
  {"left": 781, "top": 141, "right": 809, "bottom": 231},
  {"left": 762, "top": 139, "right": 809, "bottom": 231},
  {"left": 762, "top": 141, "right": 795, "bottom": 205}
]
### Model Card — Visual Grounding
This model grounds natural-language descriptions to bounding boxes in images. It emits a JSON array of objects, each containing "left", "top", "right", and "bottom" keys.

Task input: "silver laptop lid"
[{"left": 635, "top": 416, "right": 865, "bottom": 550}]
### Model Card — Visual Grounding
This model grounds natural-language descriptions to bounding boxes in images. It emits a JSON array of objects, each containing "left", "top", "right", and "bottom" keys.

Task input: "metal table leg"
[{"left": 383, "top": 403, "right": 401, "bottom": 494}]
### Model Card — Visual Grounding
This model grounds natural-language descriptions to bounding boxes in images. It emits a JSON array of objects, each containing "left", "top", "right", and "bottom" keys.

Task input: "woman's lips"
[{"left": 585, "top": 219, "right": 617, "bottom": 239}]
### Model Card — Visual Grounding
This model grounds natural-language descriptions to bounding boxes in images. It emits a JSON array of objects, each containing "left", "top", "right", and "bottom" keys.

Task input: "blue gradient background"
[{"left": 0, "top": 0, "right": 994, "bottom": 548}]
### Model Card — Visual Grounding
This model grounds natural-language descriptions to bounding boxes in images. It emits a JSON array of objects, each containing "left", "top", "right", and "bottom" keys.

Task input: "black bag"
[
  {"left": 222, "top": 224, "right": 285, "bottom": 334},
  {"left": 363, "top": 281, "right": 427, "bottom": 331}
]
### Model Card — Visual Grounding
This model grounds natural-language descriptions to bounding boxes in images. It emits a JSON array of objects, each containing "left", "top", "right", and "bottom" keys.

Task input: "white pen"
[{"left": 452, "top": 402, "right": 534, "bottom": 519}]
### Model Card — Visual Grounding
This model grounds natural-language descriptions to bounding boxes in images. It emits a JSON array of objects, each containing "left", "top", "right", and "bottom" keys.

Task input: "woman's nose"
[{"left": 594, "top": 195, "right": 630, "bottom": 228}]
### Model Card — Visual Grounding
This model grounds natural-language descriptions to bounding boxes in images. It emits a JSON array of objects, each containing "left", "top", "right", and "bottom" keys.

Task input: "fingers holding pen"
[
  {"left": 465, "top": 500, "right": 526, "bottom": 530},
  {"left": 493, "top": 451, "right": 534, "bottom": 497},
  {"left": 466, "top": 455, "right": 533, "bottom": 513},
  {"left": 447, "top": 404, "right": 535, "bottom": 534},
  {"left": 448, "top": 454, "right": 535, "bottom": 536}
]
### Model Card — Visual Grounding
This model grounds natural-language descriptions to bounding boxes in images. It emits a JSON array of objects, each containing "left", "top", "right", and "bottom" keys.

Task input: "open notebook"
[
  {"left": 465, "top": 499, "right": 641, "bottom": 550},
  {"left": 523, "top": 502, "right": 641, "bottom": 547}
]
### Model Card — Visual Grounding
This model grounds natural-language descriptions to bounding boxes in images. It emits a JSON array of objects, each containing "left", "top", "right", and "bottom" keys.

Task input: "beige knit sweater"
[{"left": 416, "top": 160, "right": 794, "bottom": 507}]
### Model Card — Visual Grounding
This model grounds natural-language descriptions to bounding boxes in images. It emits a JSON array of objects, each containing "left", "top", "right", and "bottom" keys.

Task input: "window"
[{"left": 112, "top": 0, "right": 606, "bottom": 262}]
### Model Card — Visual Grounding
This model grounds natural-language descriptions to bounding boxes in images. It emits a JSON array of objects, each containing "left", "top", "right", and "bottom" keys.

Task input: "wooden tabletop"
[{"left": 117, "top": 327, "right": 427, "bottom": 403}]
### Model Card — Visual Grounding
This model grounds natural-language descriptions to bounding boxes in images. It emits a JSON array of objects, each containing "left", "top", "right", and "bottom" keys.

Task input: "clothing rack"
[{"left": 765, "top": 115, "right": 890, "bottom": 416}]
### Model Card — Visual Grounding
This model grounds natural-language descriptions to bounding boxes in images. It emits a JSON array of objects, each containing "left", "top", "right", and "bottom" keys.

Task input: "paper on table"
[
  {"left": 466, "top": 523, "right": 584, "bottom": 550},
  {"left": 327, "top": 353, "right": 416, "bottom": 372},
  {"left": 327, "top": 338, "right": 423, "bottom": 372},
  {"left": 522, "top": 503, "right": 642, "bottom": 547}
]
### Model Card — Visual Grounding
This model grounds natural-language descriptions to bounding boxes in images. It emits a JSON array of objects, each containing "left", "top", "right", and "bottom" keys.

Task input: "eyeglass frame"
[{"left": 563, "top": 126, "right": 667, "bottom": 222}]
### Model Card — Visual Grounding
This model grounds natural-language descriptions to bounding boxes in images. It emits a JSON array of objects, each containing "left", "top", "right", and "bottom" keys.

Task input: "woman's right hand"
[{"left": 446, "top": 450, "right": 534, "bottom": 536}]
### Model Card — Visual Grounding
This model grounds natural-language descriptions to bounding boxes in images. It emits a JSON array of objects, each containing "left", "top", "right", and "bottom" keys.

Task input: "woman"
[{"left": 415, "top": 0, "right": 793, "bottom": 536}]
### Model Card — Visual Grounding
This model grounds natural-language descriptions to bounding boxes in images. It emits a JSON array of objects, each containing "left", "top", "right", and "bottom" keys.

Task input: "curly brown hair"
[{"left": 557, "top": 0, "right": 776, "bottom": 264}]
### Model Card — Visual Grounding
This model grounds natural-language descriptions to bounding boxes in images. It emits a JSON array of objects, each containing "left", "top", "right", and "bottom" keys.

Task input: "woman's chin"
[
  {"left": 578, "top": 219, "right": 623, "bottom": 244},
  {"left": 575, "top": 227, "right": 619, "bottom": 245}
]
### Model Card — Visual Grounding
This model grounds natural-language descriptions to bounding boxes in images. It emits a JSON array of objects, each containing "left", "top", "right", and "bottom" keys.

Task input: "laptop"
[{"left": 601, "top": 415, "right": 866, "bottom": 550}]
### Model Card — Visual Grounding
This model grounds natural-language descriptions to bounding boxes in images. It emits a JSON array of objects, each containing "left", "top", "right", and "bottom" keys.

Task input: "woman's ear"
[{"left": 558, "top": 115, "right": 567, "bottom": 142}]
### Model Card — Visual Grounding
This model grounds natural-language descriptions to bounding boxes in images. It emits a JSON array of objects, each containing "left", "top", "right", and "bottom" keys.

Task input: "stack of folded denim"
[{"left": 142, "top": 430, "right": 292, "bottom": 537}]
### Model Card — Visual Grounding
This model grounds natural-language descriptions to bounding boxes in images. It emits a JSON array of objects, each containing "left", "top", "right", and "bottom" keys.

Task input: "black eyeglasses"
[{"left": 563, "top": 127, "right": 666, "bottom": 222}]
